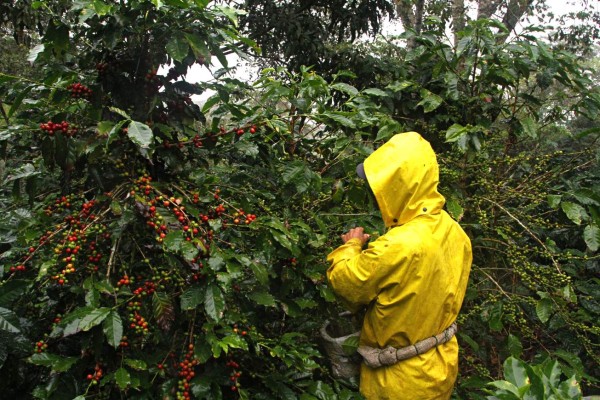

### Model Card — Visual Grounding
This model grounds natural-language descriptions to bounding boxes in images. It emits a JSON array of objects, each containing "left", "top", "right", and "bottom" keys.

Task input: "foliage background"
[{"left": 0, "top": 0, "right": 598, "bottom": 399}]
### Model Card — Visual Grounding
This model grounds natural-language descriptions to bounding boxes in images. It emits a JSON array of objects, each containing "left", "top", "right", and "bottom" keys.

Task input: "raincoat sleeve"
[{"left": 326, "top": 236, "right": 401, "bottom": 313}]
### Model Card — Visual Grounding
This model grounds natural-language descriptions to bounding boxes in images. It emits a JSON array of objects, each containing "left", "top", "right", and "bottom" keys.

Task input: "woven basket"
[{"left": 320, "top": 313, "right": 362, "bottom": 379}]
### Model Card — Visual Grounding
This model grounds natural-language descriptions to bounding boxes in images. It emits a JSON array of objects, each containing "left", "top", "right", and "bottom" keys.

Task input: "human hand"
[{"left": 341, "top": 227, "right": 370, "bottom": 245}]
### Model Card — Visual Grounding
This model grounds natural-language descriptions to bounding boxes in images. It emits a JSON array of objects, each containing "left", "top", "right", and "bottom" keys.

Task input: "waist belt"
[{"left": 357, "top": 322, "right": 458, "bottom": 369}]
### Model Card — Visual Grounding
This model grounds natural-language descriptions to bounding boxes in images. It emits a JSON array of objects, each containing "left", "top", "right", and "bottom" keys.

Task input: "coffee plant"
[
  {"left": 0, "top": 1, "right": 373, "bottom": 398},
  {"left": 1, "top": 1, "right": 599, "bottom": 399},
  {"left": 486, "top": 356, "right": 583, "bottom": 400}
]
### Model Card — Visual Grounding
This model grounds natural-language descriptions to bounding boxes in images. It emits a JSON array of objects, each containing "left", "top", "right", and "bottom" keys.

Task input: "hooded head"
[{"left": 360, "top": 132, "right": 445, "bottom": 228}]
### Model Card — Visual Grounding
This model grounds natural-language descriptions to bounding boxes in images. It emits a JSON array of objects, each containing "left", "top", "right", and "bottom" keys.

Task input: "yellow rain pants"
[{"left": 327, "top": 132, "right": 472, "bottom": 399}]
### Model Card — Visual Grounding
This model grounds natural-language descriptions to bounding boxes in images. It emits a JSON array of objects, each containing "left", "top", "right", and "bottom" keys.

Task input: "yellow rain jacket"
[{"left": 327, "top": 132, "right": 472, "bottom": 400}]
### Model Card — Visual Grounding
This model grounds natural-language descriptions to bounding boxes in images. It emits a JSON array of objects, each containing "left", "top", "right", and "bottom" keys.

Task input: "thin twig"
[
  {"left": 0, "top": 98, "right": 10, "bottom": 126},
  {"left": 473, "top": 265, "right": 511, "bottom": 299},
  {"left": 106, "top": 237, "right": 120, "bottom": 278},
  {"left": 482, "top": 197, "right": 562, "bottom": 273}
]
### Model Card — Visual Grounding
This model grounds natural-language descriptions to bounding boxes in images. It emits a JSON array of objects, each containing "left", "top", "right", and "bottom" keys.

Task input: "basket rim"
[{"left": 320, "top": 318, "right": 361, "bottom": 343}]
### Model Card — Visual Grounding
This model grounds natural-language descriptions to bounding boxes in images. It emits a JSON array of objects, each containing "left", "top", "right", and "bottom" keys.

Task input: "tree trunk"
[
  {"left": 452, "top": 0, "right": 466, "bottom": 46},
  {"left": 393, "top": 0, "right": 537, "bottom": 47},
  {"left": 394, "top": 0, "right": 425, "bottom": 49},
  {"left": 501, "top": 0, "right": 534, "bottom": 39},
  {"left": 477, "top": 0, "right": 503, "bottom": 19}
]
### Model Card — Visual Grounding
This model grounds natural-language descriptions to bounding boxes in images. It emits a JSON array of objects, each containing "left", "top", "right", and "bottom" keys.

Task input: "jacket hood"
[{"left": 363, "top": 132, "right": 445, "bottom": 228}]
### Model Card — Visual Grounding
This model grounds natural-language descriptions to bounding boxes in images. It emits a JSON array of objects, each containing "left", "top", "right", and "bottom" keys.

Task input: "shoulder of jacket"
[{"left": 371, "top": 228, "right": 423, "bottom": 254}]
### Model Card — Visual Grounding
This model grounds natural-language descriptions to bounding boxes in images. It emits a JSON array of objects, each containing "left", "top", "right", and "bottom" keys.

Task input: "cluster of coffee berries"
[
  {"left": 214, "top": 204, "right": 226, "bottom": 216},
  {"left": 39, "top": 120, "right": 77, "bottom": 137},
  {"left": 133, "top": 174, "right": 154, "bottom": 196},
  {"left": 80, "top": 200, "right": 97, "bottom": 219},
  {"left": 86, "top": 364, "right": 103, "bottom": 384},
  {"left": 176, "top": 344, "right": 198, "bottom": 400},
  {"left": 232, "top": 323, "right": 249, "bottom": 337},
  {"left": 145, "top": 68, "right": 162, "bottom": 94},
  {"left": 96, "top": 62, "right": 109, "bottom": 74},
  {"left": 166, "top": 67, "right": 181, "bottom": 81},
  {"left": 8, "top": 264, "right": 26, "bottom": 273},
  {"left": 226, "top": 359, "right": 242, "bottom": 392},
  {"left": 153, "top": 193, "right": 210, "bottom": 250},
  {"left": 116, "top": 274, "right": 132, "bottom": 288},
  {"left": 86, "top": 239, "right": 106, "bottom": 272},
  {"left": 51, "top": 207, "right": 108, "bottom": 285},
  {"left": 129, "top": 312, "right": 149, "bottom": 336},
  {"left": 162, "top": 139, "right": 176, "bottom": 149},
  {"left": 34, "top": 340, "right": 48, "bottom": 353},
  {"left": 232, "top": 209, "right": 257, "bottom": 225},
  {"left": 191, "top": 272, "right": 205, "bottom": 282},
  {"left": 145, "top": 68, "right": 159, "bottom": 82},
  {"left": 132, "top": 280, "right": 157, "bottom": 296},
  {"left": 235, "top": 124, "right": 257, "bottom": 136},
  {"left": 126, "top": 301, "right": 150, "bottom": 336},
  {"left": 167, "top": 96, "right": 192, "bottom": 113},
  {"left": 119, "top": 335, "right": 129, "bottom": 348},
  {"left": 127, "top": 301, "right": 142, "bottom": 313},
  {"left": 153, "top": 110, "right": 169, "bottom": 124},
  {"left": 192, "top": 134, "right": 203, "bottom": 148},
  {"left": 67, "top": 82, "right": 92, "bottom": 99},
  {"left": 5, "top": 198, "right": 98, "bottom": 279},
  {"left": 32, "top": 315, "right": 61, "bottom": 354},
  {"left": 44, "top": 195, "right": 73, "bottom": 216}
]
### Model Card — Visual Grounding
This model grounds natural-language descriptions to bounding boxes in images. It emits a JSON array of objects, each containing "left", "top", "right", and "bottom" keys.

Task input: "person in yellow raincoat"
[{"left": 327, "top": 132, "right": 472, "bottom": 400}]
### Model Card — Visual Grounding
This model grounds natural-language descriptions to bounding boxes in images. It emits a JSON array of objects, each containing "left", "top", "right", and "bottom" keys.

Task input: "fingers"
[
  {"left": 340, "top": 227, "right": 370, "bottom": 244},
  {"left": 352, "top": 227, "right": 364, "bottom": 235}
]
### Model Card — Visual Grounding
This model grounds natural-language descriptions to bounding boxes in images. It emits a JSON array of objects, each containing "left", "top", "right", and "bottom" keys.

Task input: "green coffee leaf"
[
  {"left": 446, "top": 197, "right": 464, "bottom": 221},
  {"left": 320, "top": 112, "right": 356, "bottom": 128},
  {"left": 446, "top": 123, "right": 468, "bottom": 143},
  {"left": 248, "top": 291, "right": 277, "bottom": 307},
  {"left": 362, "top": 88, "right": 389, "bottom": 97},
  {"left": 166, "top": 33, "right": 189, "bottom": 62},
  {"left": 180, "top": 287, "right": 205, "bottom": 310},
  {"left": 520, "top": 116, "right": 537, "bottom": 138},
  {"left": 536, "top": 296, "right": 553, "bottom": 323},
  {"left": 125, "top": 358, "right": 147, "bottom": 370},
  {"left": 503, "top": 357, "right": 529, "bottom": 389},
  {"left": 249, "top": 261, "right": 269, "bottom": 286},
  {"left": 331, "top": 82, "right": 358, "bottom": 96},
  {"left": 507, "top": 334, "right": 523, "bottom": 358},
  {"left": 153, "top": 291, "right": 175, "bottom": 331},
  {"left": 487, "top": 380, "right": 521, "bottom": 398},
  {"left": 0, "top": 281, "right": 28, "bottom": 308},
  {"left": 127, "top": 121, "right": 154, "bottom": 152},
  {"left": 547, "top": 194, "right": 562, "bottom": 209},
  {"left": 204, "top": 284, "right": 225, "bottom": 321},
  {"left": 220, "top": 334, "right": 249, "bottom": 351},
  {"left": 561, "top": 202, "right": 587, "bottom": 225},
  {"left": 417, "top": 89, "right": 443, "bottom": 113},
  {"left": 78, "top": 307, "right": 111, "bottom": 332},
  {"left": 0, "top": 307, "right": 21, "bottom": 333},
  {"left": 184, "top": 33, "right": 210, "bottom": 59},
  {"left": 342, "top": 335, "right": 359, "bottom": 356},
  {"left": 29, "top": 352, "right": 77, "bottom": 372},
  {"left": 103, "top": 311, "right": 123, "bottom": 349},
  {"left": 115, "top": 367, "right": 131, "bottom": 390},
  {"left": 583, "top": 224, "right": 599, "bottom": 252}
]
